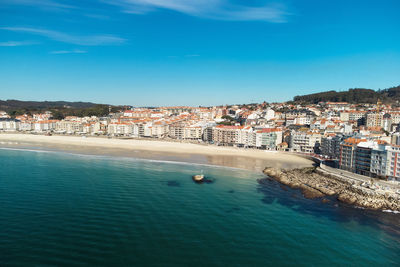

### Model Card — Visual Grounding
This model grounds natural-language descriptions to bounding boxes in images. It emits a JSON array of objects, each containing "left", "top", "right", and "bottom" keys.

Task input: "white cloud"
[
  {"left": 2, "top": 0, "right": 289, "bottom": 22},
  {"left": 84, "top": 13, "right": 110, "bottom": 20},
  {"left": 103, "top": 0, "right": 289, "bottom": 22},
  {"left": 50, "top": 49, "right": 87, "bottom": 54},
  {"left": 0, "top": 41, "right": 38, "bottom": 47},
  {"left": 0, "top": 27, "right": 126, "bottom": 46},
  {"left": 1, "top": 0, "right": 75, "bottom": 10}
]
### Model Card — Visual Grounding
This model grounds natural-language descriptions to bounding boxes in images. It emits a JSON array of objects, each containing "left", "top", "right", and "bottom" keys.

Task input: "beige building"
[
  {"left": 212, "top": 125, "right": 243, "bottom": 145},
  {"left": 56, "top": 121, "right": 84, "bottom": 133},
  {"left": 366, "top": 113, "right": 384, "bottom": 128}
]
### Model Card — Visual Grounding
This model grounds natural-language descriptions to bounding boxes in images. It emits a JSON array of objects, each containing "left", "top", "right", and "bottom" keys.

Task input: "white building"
[
  {"left": 0, "top": 119, "right": 20, "bottom": 131},
  {"left": 107, "top": 122, "right": 133, "bottom": 136},
  {"left": 255, "top": 128, "right": 282, "bottom": 150},
  {"left": 33, "top": 120, "right": 57, "bottom": 132},
  {"left": 0, "top": 111, "right": 10, "bottom": 118},
  {"left": 264, "top": 108, "right": 275, "bottom": 121},
  {"left": 290, "top": 131, "right": 321, "bottom": 153}
]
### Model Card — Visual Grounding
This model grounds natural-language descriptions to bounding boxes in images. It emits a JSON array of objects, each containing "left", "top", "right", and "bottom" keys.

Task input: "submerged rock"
[
  {"left": 193, "top": 177, "right": 215, "bottom": 184},
  {"left": 300, "top": 184, "right": 325, "bottom": 199},
  {"left": 321, "top": 198, "right": 331, "bottom": 204},
  {"left": 166, "top": 180, "right": 181, "bottom": 187}
]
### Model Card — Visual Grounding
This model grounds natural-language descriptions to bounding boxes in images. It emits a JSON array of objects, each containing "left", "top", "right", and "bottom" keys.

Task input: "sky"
[{"left": 0, "top": 0, "right": 399, "bottom": 106}]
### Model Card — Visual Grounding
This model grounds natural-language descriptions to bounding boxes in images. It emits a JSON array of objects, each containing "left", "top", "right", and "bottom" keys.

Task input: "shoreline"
[
  {"left": 263, "top": 167, "right": 400, "bottom": 212},
  {"left": 1, "top": 133, "right": 399, "bottom": 212},
  {"left": 0, "top": 146, "right": 250, "bottom": 173},
  {"left": 0, "top": 133, "right": 313, "bottom": 172}
]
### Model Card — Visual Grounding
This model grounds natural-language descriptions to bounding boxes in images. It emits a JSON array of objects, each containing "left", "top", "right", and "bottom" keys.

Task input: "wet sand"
[{"left": 0, "top": 133, "right": 313, "bottom": 172}]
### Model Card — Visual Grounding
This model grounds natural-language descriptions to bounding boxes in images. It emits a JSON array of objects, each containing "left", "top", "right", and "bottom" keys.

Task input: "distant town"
[{"left": 2, "top": 99, "right": 400, "bottom": 184}]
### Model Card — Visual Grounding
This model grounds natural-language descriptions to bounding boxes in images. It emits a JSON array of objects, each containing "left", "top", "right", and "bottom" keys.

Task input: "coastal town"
[
  {"left": 1, "top": 100, "right": 400, "bottom": 198},
  {"left": 2, "top": 0, "right": 400, "bottom": 263}
]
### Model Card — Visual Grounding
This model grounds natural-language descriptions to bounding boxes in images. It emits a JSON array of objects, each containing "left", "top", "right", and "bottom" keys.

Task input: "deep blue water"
[{"left": 0, "top": 148, "right": 399, "bottom": 266}]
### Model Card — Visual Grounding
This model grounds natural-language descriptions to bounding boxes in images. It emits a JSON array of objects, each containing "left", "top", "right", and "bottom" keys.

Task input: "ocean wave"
[
  {"left": 0, "top": 147, "right": 57, "bottom": 154},
  {"left": 382, "top": 210, "right": 400, "bottom": 214},
  {"left": 0, "top": 146, "right": 252, "bottom": 173}
]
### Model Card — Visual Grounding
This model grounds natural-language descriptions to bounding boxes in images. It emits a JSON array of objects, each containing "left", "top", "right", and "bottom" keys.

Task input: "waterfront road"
[{"left": 319, "top": 164, "right": 400, "bottom": 191}]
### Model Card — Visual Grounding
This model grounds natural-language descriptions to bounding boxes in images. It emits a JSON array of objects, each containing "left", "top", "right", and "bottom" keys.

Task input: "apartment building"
[
  {"left": 33, "top": 120, "right": 58, "bottom": 132},
  {"left": 19, "top": 121, "right": 33, "bottom": 131},
  {"left": 289, "top": 130, "right": 321, "bottom": 153},
  {"left": 325, "top": 102, "right": 349, "bottom": 110},
  {"left": 366, "top": 113, "right": 384, "bottom": 128},
  {"left": 212, "top": 125, "right": 244, "bottom": 145},
  {"left": 255, "top": 128, "right": 282, "bottom": 150},
  {"left": 321, "top": 134, "right": 346, "bottom": 159},
  {"left": 339, "top": 138, "right": 366, "bottom": 172},
  {"left": 150, "top": 121, "right": 169, "bottom": 138},
  {"left": 386, "top": 146, "right": 400, "bottom": 179},
  {"left": 354, "top": 141, "right": 374, "bottom": 176},
  {"left": 339, "top": 110, "right": 366, "bottom": 123},
  {"left": 108, "top": 122, "right": 133, "bottom": 136},
  {"left": 203, "top": 127, "right": 214, "bottom": 142},
  {"left": 55, "top": 120, "right": 83, "bottom": 133},
  {"left": 0, "top": 118, "right": 20, "bottom": 131},
  {"left": 123, "top": 109, "right": 152, "bottom": 118},
  {"left": 370, "top": 141, "right": 390, "bottom": 178}
]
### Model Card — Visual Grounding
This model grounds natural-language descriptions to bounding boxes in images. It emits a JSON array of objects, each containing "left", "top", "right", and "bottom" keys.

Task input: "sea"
[{"left": 0, "top": 148, "right": 399, "bottom": 266}]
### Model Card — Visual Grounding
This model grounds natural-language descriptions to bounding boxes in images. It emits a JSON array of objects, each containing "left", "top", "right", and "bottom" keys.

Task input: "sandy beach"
[{"left": 0, "top": 133, "right": 312, "bottom": 171}]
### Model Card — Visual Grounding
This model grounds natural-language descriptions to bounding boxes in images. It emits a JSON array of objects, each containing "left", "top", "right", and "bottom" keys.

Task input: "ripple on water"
[{"left": 0, "top": 148, "right": 399, "bottom": 266}]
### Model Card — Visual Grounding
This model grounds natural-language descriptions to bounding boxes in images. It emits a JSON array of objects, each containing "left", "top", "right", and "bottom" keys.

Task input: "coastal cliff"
[{"left": 263, "top": 167, "right": 400, "bottom": 211}]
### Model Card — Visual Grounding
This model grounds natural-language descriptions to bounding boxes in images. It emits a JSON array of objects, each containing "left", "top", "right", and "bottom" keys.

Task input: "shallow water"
[{"left": 0, "top": 148, "right": 399, "bottom": 266}]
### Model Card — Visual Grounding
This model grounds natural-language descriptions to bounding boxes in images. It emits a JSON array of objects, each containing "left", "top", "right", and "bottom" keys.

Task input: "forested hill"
[
  {"left": 0, "top": 100, "right": 120, "bottom": 119},
  {"left": 292, "top": 85, "right": 400, "bottom": 104},
  {"left": 0, "top": 100, "right": 98, "bottom": 110}
]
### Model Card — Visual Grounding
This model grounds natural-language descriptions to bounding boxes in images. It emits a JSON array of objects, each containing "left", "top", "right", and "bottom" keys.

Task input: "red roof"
[
  {"left": 215, "top": 125, "right": 244, "bottom": 129},
  {"left": 258, "top": 128, "right": 281, "bottom": 133}
]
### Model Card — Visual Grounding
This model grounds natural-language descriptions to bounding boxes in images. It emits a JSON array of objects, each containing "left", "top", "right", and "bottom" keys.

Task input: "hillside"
[
  {"left": 0, "top": 100, "right": 97, "bottom": 110},
  {"left": 0, "top": 99, "right": 119, "bottom": 119},
  {"left": 292, "top": 85, "right": 400, "bottom": 104}
]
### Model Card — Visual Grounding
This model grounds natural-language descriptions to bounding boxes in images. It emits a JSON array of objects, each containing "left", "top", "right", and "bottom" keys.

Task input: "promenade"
[{"left": 319, "top": 163, "right": 400, "bottom": 191}]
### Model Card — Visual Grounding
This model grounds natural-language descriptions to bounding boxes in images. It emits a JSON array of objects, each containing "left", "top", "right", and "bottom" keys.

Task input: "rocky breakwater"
[{"left": 263, "top": 167, "right": 400, "bottom": 211}]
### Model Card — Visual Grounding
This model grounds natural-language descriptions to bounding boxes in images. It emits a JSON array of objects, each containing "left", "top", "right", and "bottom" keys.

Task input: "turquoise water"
[{"left": 0, "top": 148, "right": 399, "bottom": 266}]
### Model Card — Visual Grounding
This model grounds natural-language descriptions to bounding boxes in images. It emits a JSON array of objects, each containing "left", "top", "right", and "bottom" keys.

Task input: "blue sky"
[{"left": 1, "top": 0, "right": 399, "bottom": 106}]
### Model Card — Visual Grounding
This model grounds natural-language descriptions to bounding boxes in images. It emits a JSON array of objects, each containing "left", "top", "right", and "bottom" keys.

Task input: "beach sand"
[{"left": 0, "top": 133, "right": 313, "bottom": 171}]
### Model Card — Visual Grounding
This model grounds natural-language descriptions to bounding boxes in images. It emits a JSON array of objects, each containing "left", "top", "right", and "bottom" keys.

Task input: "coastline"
[
  {"left": 1, "top": 133, "right": 399, "bottom": 212},
  {"left": 0, "top": 133, "right": 313, "bottom": 172},
  {"left": 263, "top": 167, "right": 400, "bottom": 212}
]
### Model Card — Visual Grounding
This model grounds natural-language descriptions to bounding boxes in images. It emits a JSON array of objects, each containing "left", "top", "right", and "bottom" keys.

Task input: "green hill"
[
  {"left": 0, "top": 100, "right": 120, "bottom": 119},
  {"left": 293, "top": 85, "right": 400, "bottom": 104}
]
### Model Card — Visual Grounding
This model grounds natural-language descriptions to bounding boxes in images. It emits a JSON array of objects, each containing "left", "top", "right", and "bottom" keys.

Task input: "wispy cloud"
[
  {"left": 0, "top": 40, "right": 38, "bottom": 47},
  {"left": 1, "top": 0, "right": 75, "bottom": 10},
  {"left": 0, "top": 27, "right": 126, "bottom": 46},
  {"left": 2, "top": 0, "right": 289, "bottom": 22},
  {"left": 50, "top": 49, "right": 87, "bottom": 54},
  {"left": 84, "top": 13, "right": 110, "bottom": 20},
  {"left": 103, "top": 0, "right": 289, "bottom": 22}
]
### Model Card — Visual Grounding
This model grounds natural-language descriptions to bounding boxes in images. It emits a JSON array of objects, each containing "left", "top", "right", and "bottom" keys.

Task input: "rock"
[
  {"left": 337, "top": 193, "right": 357, "bottom": 204},
  {"left": 262, "top": 166, "right": 400, "bottom": 212},
  {"left": 263, "top": 167, "right": 282, "bottom": 178},
  {"left": 300, "top": 184, "right": 325, "bottom": 199},
  {"left": 315, "top": 186, "right": 336, "bottom": 196},
  {"left": 279, "top": 185, "right": 288, "bottom": 191},
  {"left": 321, "top": 198, "right": 331, "bottom": 204}
]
